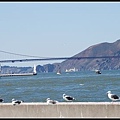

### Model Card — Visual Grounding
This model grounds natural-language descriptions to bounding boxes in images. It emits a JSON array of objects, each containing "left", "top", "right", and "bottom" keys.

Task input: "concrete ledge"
[{"left": 0, "top": 102, "right": 120, "bottom": 118}]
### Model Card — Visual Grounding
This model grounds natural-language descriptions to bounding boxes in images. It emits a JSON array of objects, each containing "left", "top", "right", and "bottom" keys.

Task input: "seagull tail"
[{"left": 73, "top": 98, "right": 76, "bottom": 100}]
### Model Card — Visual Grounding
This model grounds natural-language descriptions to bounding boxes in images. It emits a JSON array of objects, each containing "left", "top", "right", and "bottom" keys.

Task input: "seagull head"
[
  {"left": 107, "top": 91, "right": 111, "bottom": 94},
  {"left": 12, "top": 98, "right": 15, "bottom": 101},
  {"left": 46, "top": 98, "right": 50, "bottom": 101}
]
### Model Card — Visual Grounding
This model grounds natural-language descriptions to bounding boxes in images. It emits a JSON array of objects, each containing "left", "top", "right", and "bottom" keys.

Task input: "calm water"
[{"left": 0, "top": 70, "right": 120, "bottom": 103}]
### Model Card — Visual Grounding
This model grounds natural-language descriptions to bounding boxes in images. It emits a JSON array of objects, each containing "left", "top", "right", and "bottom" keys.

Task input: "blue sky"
[{"left": 0, "top": 2, "right": 120, "bottom": 67}]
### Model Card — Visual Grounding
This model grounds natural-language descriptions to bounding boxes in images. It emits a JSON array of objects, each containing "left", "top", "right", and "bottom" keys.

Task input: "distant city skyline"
[{"left": 0, "top": 2, "right": 120, "bottom": 67}]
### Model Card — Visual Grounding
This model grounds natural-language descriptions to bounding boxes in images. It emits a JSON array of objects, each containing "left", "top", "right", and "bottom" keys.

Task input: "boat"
[
  {"left": 0, "top": 64, "right": 37, "bottom": 77},
  {"left": 95, "top": 69, "right": 101, "bottom": 74},
  {"left": 56, "top": 65, "right": 61, "bottom": 75},
  {"left": 33, "top": 64, "right": 37, "bottom": 75},
  {"left": 57, "top": 71, "right": 61, "bottom": 75}
]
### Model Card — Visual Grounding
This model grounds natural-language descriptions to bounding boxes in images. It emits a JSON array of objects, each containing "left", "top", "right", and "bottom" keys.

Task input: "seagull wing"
[
  {"left": 66, "top": 96, "right": 74, "bottom": 100},
  {"left": 111, "top": 94, "right": 119, "bottom": 99}
]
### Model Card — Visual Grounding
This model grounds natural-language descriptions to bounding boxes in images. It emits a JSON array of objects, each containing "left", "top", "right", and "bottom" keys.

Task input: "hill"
[{"left": 59, "top": 39, "right": 120, "bottom": 71}]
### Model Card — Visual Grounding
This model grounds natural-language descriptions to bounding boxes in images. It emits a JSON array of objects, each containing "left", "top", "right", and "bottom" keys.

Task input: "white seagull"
[
  {"left": 63, "top": 94, "right": 76, "bottom": 102},
  {"left": 12, "top": 98, "right": 24, "bottom": 105},
  {"left": 107, "top": 91, "right": 120, "bottom": 102},
  {"left": 46, "top": 98, "right": 58, "bottom": 104}
]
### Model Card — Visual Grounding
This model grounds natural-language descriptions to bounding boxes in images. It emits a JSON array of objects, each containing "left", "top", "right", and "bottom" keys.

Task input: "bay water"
[{"left": 0, "top": 70, "right": 120, "bottom": 103}]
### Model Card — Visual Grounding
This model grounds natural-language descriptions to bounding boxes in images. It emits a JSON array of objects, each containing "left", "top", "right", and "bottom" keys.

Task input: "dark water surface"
[{"left": 0, "top": 70, "right": 120, "bottom": 103}]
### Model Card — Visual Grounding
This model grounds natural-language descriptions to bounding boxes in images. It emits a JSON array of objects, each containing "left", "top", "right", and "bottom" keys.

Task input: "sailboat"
[
  {"left": 56, "top": 65, "right": 61, "bottom": 75},
  {"left": 57, "top": 70, "right": 61, "bottom": 75},
  {"left": 33, "top": 64, "right": 37, "bottom": 75}
]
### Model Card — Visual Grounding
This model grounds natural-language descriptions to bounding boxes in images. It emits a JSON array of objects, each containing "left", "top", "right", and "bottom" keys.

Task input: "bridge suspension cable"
[{"left": 0, "top": 50, "right": 48, "bottom": 59}]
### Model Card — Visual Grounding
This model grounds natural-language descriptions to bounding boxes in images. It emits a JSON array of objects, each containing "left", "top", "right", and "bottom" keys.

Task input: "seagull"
[
  {"left": 63, "top": 94, "right": 76, "bottom": 102},
  {"left": 107, "top": 91, "right": 120, "bottom": 102},
  {"left": 12, "top": 98, "right": 24, "bottom": 105},
  {"left": 46, "top": 98, "right": 58, "bottom": 104}
]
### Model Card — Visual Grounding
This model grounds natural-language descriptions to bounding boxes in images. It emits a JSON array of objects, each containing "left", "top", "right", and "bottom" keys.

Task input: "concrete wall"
[{"left": 0, "top": 102, "right": 120, "bottom": 118}]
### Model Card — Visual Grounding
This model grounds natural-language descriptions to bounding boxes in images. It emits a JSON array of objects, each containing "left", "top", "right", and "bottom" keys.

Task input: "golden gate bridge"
[{"left": 0, "top": 50, "right": 120, "bottom": 63}]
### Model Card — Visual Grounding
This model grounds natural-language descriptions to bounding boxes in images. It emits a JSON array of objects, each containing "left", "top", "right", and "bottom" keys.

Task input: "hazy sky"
[{"left": 0, "top": 2, "right": 120, "bottom": 67}]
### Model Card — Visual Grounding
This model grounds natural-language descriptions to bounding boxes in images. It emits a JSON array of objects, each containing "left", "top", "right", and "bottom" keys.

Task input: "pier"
[
  {"left": 0, "top": 72, "right": 36, "bottom": 77},
  {"left": 0, "top": 64, "right": 37, "bottom": 77},
  {"left": 0, "top": 102, "right": 120, "bottom": 118}
]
